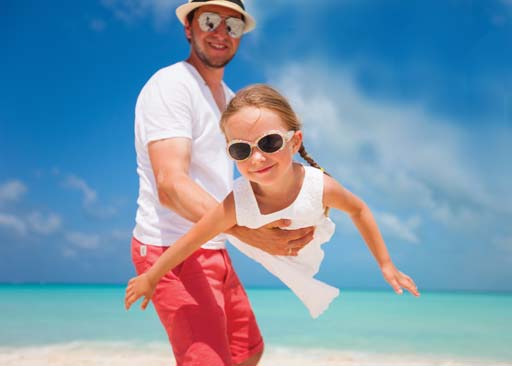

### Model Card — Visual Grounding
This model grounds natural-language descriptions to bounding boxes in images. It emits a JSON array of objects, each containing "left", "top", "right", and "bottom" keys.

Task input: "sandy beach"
[{"left": 1, "top": 341, "right": 507, "bottom": 366}]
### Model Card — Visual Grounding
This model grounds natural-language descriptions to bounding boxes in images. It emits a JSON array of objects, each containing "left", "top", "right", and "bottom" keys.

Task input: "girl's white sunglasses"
[{"left": 227, "top": 130, "right": 295, "bottom": 161}]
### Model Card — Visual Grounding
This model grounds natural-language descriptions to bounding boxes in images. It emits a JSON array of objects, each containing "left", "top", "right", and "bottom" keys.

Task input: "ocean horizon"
[{"left": 1, "top": 284, "right": 511, "bottom": 365}]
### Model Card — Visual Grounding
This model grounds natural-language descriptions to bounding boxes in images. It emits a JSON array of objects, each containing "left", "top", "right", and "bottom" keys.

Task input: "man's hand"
[{"left": 228, "top": 219, "right": 315, "bottom": 256}]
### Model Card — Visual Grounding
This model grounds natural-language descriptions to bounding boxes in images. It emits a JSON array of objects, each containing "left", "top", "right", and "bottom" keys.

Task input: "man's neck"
[{"left": 186, "top": 54, "right": 224, "bottom": 88}]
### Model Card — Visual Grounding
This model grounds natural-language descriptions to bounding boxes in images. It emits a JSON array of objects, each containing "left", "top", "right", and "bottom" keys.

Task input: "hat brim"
[{"left": 176, "top": 1, "right": 256, "bottom": 34}]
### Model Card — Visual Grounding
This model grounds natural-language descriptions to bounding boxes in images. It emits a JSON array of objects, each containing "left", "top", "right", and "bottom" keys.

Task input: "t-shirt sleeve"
[{"left": 136, "top": 73, "right": 194, "bottom": 146}]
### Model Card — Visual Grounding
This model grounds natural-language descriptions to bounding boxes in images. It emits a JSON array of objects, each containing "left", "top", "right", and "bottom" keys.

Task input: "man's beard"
[{"left": 191, "top": 37, "right": 235, "bottom": 69}]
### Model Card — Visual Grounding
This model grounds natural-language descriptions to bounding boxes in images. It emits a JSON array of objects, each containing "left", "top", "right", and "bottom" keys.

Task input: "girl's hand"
[
  {"left": 124, "top": 273, "right": 156, "bottom": 310},
  {"left": 381, "top": 262, "right": 420, "bottom": 297}
]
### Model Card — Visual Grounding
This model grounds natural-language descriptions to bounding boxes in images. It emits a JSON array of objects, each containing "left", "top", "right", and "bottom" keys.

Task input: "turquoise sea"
[{"left": 0, "top": 284, "right": 511, "bottom": 365}]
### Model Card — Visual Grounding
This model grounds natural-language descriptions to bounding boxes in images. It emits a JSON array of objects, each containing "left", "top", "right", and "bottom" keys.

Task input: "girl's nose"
[{"left": 250, "top": 149, "right": 266, "bottom": 163}]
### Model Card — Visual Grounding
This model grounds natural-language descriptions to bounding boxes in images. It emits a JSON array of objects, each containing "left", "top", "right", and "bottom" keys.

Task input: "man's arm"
[
  {"left": 149, "top": 137, "right": 314, "bottom": 255},
  {"left": 149, "top": 137, "right": 217, "bottom": 222}
]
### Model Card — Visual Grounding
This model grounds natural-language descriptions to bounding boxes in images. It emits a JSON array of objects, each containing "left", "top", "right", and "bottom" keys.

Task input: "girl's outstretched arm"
[
  {"left": 124, "top": 192, "right": 238, "bottom": 310},
  {"left": 323, "top": 175, "right": 420, "bottom": 297}
]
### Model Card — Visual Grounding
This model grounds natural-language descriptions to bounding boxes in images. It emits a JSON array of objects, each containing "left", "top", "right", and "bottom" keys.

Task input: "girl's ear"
[{"left": 292, "top": 130, "right": 303, "bottom": 154}]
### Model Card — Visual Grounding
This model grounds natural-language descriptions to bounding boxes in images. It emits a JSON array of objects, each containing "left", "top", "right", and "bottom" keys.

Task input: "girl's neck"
[{"left": 251, "top": 163, "right": 304, "bottom": 211}]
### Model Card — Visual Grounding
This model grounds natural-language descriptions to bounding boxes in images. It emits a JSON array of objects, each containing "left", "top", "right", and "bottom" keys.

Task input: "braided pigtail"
[
  {"left": 298, "top": 143, "right": 331, "bottom": 216},
  {"left": 298, "top": 144, "right": 330, "bottom": 176}
]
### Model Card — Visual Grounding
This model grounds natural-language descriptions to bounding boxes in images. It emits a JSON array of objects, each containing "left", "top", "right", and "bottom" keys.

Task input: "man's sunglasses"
[
  {"left": 227, "top": 130, "right": 296, "bottom": 161},
  {"left": 197, "top": 12, "right": 246, "bottom": 39}
]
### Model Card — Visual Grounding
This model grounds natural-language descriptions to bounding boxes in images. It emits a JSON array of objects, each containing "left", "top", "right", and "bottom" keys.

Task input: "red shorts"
[{"left": 131, "top": 237, "right": 264, "bottom": 366}]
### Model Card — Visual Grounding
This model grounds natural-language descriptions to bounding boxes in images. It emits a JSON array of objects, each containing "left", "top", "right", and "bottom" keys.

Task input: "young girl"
[{"left": 125, "top": 84, "right": 419, "bottom": 317}]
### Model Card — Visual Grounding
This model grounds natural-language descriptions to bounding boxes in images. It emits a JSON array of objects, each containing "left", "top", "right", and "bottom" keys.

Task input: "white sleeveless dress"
[{"left": 227, "top": 166, "right": 340, "bottom": 318}]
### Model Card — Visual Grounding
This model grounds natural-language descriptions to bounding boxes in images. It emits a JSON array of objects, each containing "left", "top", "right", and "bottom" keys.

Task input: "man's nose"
[{"left": 212, "top": 20, "right": 229, "bottom": 37}]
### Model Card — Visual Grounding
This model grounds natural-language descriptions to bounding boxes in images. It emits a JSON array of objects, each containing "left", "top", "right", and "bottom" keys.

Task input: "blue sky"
[{"left": 1, "top": 0, "right": 511, "bottom": 291}]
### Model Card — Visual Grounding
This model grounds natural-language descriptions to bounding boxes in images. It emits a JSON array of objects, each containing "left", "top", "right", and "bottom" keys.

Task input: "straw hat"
[{"left": 176, "top": 0, "right": 256, "bottom": 33}]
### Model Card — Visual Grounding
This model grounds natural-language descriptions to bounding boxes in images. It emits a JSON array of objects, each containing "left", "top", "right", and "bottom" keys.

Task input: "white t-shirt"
[{"left": 133, "top": 61, "right": 234, "bottom": 248}]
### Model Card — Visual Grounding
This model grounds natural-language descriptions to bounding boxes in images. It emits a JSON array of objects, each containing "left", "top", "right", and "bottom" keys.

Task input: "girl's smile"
[{"left": 251, "top": 163, "right": 275, "bottom": 174}]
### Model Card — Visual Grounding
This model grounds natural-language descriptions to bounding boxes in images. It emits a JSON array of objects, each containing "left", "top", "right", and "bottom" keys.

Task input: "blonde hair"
[{"left": 220, "top": 84, "right": 328, "bottom": 174}]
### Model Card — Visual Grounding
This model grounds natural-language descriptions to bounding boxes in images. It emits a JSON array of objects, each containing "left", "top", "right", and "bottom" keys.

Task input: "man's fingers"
[
  {"left": 289, "top": 226, "right": 315, "bottom": 239},
  {"left": 286, "top": 228, "right": 315, "bottom": 248},
  {"left": 268, "top": 226, "right": 315, "bottom": 255},
  {"left": 265, "top": 218, "right": 291, "bottom": 229},
  {"left": 141, "top": 297, "right": 150, "bottom": 310},
  {"left": 281, "top": 246, "right": 298, "bottom": 256},
  {"left": 251, "top": 223, "right": 315, "bottom": 256}
]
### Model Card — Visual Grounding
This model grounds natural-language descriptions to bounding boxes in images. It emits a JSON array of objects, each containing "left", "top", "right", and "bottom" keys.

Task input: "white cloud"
[
  {"left": 265, "top": 62, "right": 510, "bottom": 233},
  {"left": 62, "top": 229, "right": 129, "bottom": 255},
  {"left": 0, "top": 180, "right": 27, "bottom": 204},
  {"left": 0, "top": 210, "right": 62, "bottom": 237},
  {"left": 0, "top": 213, "right": 27, "bottom": 236},
  {"left": 99, "top": 0, "right": 315, "bottom": 33},
  {"left": 242, "top": 0, "right": 279, "bottom": 33},
  {"left": 65, "top": 175, "right": 97, "bottom": 205},
  {"left": 63, "top": 175, "right": 117, "bottom": 219},
  {"left": 27, "top": 212, "right": 62, "bottom": 235},
  {"left": 375, "top": 212, "right": 421, "bottom": 244},
  {"left": 65, "top": 232, "right": 101, "bottom": 249},
  {"left": 101, "top": 0, "right": 180, "bottom": 28},
  {"left": 92, "top": 206, "right": 118, "bottom": 219}
]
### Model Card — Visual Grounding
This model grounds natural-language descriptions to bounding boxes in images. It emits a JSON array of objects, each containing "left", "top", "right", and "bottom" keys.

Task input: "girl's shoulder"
[{"left": 322, "top": 173, "right": 337, "bottom": 194}]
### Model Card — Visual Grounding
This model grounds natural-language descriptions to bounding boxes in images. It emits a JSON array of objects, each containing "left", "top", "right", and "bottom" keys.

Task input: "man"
[{"left": 131, "top": 1, "right": 314, "bottom": 365}]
